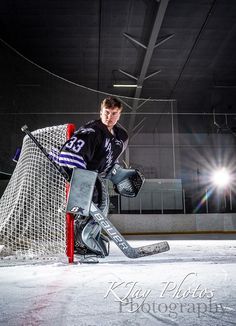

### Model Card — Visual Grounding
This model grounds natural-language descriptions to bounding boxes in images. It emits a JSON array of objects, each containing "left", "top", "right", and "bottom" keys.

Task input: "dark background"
[{"left": 0, "top": 0, "right": 236, "bottom": 212}]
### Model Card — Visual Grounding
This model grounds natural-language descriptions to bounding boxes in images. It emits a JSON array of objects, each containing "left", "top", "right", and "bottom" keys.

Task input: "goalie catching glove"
[{"left": 106, "top": 164, "right": 145, "bottom": 197}]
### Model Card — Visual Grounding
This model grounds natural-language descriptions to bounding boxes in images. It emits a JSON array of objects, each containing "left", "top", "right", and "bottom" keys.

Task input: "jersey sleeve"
[
  {"left": 57, "top": 127, "right": 98, "bottom": 170},
  {"left": 122, "top": 138, "right": 129, "bottom": 152}
]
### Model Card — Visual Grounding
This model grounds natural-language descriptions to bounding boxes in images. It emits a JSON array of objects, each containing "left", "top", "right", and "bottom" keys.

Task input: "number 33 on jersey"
[{"left": 65, "top": 136, "right": 85, "bottom": 153}]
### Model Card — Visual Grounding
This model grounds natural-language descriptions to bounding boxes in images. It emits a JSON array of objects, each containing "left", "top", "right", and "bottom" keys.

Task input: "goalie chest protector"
[{"left": 59, "top": 119, "right": 128, "bottom": 175}]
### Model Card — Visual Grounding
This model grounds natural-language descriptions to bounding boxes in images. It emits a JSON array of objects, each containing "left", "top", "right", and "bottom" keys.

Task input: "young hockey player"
[
  {"left": 22, "top": 98, "right": 165, "bottom": 259},
  {"left": 56, "top": 96, "right": 128, "bottom": 177},
  {"left": 50, "top": 96, "right": 144, "bottom": 257}
]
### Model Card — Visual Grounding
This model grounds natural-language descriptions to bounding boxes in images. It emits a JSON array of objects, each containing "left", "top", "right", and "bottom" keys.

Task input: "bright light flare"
[{"left": 211, "top": 167, "right": 231, "bottom": 188}]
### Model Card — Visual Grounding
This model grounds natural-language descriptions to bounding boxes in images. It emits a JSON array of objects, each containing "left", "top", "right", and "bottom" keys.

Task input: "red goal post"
[{"left": 66, "top": 124, "right": 75, "bottom": 263}]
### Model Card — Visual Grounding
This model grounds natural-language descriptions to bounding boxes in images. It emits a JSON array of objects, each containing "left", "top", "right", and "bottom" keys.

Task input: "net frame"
[{"left": 0, "top": 124, "right": 75, "bottom": 263}]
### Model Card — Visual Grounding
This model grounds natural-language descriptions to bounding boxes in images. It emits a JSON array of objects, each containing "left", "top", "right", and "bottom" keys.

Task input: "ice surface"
[{"left": 0, "top": 235, "right": 236, "bottom": 326}]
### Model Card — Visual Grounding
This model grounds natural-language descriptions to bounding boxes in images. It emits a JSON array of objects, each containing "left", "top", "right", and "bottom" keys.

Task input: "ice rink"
[{"left": 0, "top": 234, "right": 236, "bottom": 326}]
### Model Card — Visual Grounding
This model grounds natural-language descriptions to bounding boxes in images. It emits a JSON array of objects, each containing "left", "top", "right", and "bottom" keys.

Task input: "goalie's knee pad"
[{"left": 107, "top": 164, "right": 145, "bottom": 197}]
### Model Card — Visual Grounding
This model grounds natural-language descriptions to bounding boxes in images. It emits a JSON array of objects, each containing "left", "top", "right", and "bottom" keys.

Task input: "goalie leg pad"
[
  {"left": 81, "top": 220, "right": 109, "bottom": 257},
  {"left": 66, "top": 168, "right": 98, "bottom": 215},
  {"left": 74, "top": 217, "right": 110, "bottom": 257}
]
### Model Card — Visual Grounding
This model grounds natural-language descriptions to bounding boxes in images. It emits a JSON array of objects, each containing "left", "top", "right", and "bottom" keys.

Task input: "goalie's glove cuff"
[{"left": 106, "top": 164, "right": 145, "bottom": 197}]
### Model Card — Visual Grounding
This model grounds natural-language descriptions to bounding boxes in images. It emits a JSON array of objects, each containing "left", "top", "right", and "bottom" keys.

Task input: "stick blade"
[{"left": 132, "top": 241, "right": 170, "bottom": 258}]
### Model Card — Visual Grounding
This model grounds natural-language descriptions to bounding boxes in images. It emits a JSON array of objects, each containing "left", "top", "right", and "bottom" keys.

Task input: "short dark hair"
[{"left": 101, "top": 97, "right": 123, "bottom": 111}]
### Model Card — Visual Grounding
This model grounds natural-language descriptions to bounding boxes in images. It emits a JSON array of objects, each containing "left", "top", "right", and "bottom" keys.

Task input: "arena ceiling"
[{"left": 0, "top": 0, "right": 236, "bottom": 134}]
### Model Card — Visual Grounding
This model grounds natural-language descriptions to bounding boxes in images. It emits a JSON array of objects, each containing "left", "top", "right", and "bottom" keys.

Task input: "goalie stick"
[
  {"left": 21, "top": 125, "right": 170, "bottom": 258},
  {"left": 89, "top": 202, "right": 169, "bottom": 258}
]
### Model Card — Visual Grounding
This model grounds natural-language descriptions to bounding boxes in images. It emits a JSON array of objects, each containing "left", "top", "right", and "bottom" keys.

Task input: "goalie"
[{"left": 52, "top": 96, "right": 144, "bottom": 257}]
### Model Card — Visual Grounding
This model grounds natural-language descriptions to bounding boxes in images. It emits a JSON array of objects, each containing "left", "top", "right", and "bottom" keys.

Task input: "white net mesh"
[{"left": 0, "top": 125, "right": 71, "bottom": 261}]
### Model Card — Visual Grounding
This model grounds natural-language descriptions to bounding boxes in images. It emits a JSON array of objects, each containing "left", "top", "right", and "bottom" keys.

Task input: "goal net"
[{"left": 0, "top": 124, "right": 75, "bottom": 262}]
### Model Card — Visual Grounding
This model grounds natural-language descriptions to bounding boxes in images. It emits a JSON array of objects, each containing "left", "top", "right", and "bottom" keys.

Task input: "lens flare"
[
  {"left": 193, "top": 188, "right": 213, "bottom": 214},
  {"left": 211, "top": 168, "right": 230, "bottom": 188}
]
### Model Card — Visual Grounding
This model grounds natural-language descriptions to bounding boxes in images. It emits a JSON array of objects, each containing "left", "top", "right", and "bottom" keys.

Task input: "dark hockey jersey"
[{"left": 52, "top": 119, "right": 128, "bottom": 176}]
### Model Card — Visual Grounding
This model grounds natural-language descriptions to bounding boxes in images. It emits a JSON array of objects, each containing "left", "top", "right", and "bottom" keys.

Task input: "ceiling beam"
[{"left": 128, "top": 0, "right": 170, "bottom": 136}]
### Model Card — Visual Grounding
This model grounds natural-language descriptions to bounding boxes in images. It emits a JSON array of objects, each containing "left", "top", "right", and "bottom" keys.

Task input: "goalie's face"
[{"left": 100, "top": 106, "right": 122, "bottom": 131}]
